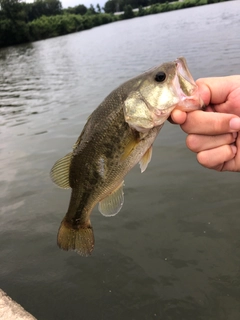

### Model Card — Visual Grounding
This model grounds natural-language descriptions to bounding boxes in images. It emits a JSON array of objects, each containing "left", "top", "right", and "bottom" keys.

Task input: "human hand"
[{"left": 171, "top": 76, "right": 240, "bottom": 171}]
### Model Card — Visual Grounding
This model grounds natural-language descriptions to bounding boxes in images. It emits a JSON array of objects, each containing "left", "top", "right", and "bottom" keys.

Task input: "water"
[{"left": 1, "top": 2, "right": 240, "bottom": 319}]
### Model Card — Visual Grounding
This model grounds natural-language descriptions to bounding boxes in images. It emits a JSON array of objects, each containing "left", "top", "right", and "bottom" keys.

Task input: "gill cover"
[{"left": 123, "top": 57, "right": 203, "bottom": 132}]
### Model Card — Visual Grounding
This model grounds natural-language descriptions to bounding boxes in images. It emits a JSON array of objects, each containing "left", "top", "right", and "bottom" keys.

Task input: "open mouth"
[
  {"left": 175, "top": 57, "right": 197, "bottom": 96},
  {"left": 174, "top": 57, "right": 205, "bottom": 110},
  {"left": 175, "top": 57, "right": 196, "bottom": 85}
]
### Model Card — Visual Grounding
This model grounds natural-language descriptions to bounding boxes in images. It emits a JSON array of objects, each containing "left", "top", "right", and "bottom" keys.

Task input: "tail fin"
[{"left": 57, "top": 219, "right": 94, "bottom": 257}]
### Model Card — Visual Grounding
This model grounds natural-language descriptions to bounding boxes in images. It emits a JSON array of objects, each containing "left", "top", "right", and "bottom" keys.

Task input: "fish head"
[{"left": 123, "top": 57, "right": 204, "bottom": 132}]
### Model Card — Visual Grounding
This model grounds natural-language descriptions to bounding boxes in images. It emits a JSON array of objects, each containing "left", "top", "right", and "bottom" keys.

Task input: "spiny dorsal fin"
[
  {"left": 98, "top": 181, "right": 124, "bottom": 217},
  {"left": 73, "top": 135, "right": 82, "bottom": 149},
  {"left": 50, "top": 152, "right": 72, "bottom": 189},
  {"left": 72, "top": 115, "right": 92, "bottom": 149},
  {"left": 139, "top": 146, "right": 152, "bottom": 173}
]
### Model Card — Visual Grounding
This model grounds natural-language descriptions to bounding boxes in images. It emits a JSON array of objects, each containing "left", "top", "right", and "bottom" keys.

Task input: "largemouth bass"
[{"left": 51, "top": 57, "right": 203, "bottom": 256}]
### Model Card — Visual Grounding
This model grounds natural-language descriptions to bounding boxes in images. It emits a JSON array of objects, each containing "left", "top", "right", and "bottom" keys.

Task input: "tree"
[
  {"left": 63, "top": 4, "right": 87, "bottom": 15},
  {"left": 0, "top": 0, "right": 22, "bottom": 23},
  {"left": 96, "top": 3, "right": 101, "bottom": 12},
  {"left": 31, "top": 0, "right": 62, "bottom": 20},
  {"left": 123, "top": 4, "right": 134, "bottom": 18},
  {"left": 103, "top": 0, "right": 117, "bottom": 13},
  {"left": 74, "top": 4, "right": 87, "bottom": 15},
  {"left": 88, "top": 4, "right": 96, "bottom": 14},
  {"left": 0, "top": 0, "right": 31, "bottom": 45},
  {"left": 138, "top": 5, "right": 144, "bottom": 16}
]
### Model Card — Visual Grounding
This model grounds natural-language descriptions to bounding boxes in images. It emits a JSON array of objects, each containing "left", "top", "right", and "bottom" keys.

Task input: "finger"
[
  {"left": 196, "top": 76, "right": 240, "bottom": 106},
  {"left": 186, "top": 133, "right": 237, "bottom": 153},
  {"left": 221, "top": 133, "right": 240, "bottom": 172},
  {"left": 181, "top": 110, "right": 240, "bottom": 135},
  {"left": 196, "top": 79, "right": 211, "bottom": 106},
  {"left": 197, "top": 144, "right": 237, "bottom": 171},
  {"left": 169, "top": 109, "right": 187, "bottom": 125},
  {"left": 229, "top": 118, "right": 240, "bottom": 130}
]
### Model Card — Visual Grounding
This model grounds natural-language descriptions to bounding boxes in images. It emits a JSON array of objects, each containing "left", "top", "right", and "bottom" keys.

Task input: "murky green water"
[{"left": 1, "top": 2, "right": 240, "bottom": 319}]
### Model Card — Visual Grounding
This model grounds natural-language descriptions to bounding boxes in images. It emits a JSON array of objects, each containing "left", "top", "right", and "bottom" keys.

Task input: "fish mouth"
[{"left": 174, "top": 57, "right": 205, "bottom": 111}]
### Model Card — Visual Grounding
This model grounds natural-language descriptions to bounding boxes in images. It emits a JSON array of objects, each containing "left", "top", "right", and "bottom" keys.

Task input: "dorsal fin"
[
  {"left": 50, "top": 152, "right": 72, "bottom": 189},
  {"left": 139, "top": 146, "right": 152, "bottom": 173},
  {"left": 98, "top": 181, "right": 124, "bottom": 217}
]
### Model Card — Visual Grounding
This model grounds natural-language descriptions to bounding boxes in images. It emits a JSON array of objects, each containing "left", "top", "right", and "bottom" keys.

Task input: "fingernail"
[
  {"left": 229, "top": 118, "right": 240, "bottom": 130},
  {"left": 231, "top": 145, "right": 237, "bottom": 155}
]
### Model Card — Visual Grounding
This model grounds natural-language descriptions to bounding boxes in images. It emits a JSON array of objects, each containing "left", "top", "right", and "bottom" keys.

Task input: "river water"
[{"left": 1, "top": 1, "right": 240, "bottom": 319}]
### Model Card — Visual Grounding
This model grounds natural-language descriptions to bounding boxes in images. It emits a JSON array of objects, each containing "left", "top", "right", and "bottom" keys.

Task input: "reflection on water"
[{"left": 1, "top": 2, "right": 240, "bottom": 319}]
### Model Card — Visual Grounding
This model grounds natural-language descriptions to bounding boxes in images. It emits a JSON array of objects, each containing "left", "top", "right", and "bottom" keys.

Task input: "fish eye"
[{"left": 155, "top": 71, "right": 166, "bottom": 82}]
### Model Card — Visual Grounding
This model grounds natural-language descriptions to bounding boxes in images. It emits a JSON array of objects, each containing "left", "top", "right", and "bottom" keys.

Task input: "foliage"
[
  {"left": 123, "top": 4, "right": 134, "bottom": 18},
  {"left": 96, "top": 3, "right": 102, "bottom": 12},
  {"left": 104, "top": 0, "right": 150, "bottom": 13},
  {"left": 103, "top": 0, "right": 226, "bottom": 13},
  {"left": 63, "top": 4, "right": 87, "bottom": 15},
  {"left": 27, "top": 13, "right": 118, "bottom": 40},
  {"left": 135, "top": 0, "right": 223, "bottom": 16},
  {"left": 104, "top": 0, "right": 118, "bottom": 13},
  {"left": 0, "top": 19, "right": 29, "bottom": 46},
  {"left": 0, "top": 0, "right": 231, "bottom": 47},
  {"left": 138, "top": 5, "right": 144, "bottom": 16},
  {"left": 0, "top": 0, "right": 23, "bottom": 21},
  {"left": 103, "top": 0, "right": 178, "bottom": 13},
  {"left": 32, "top": 0, "right": 62, "bottom": 17},
  {"left": 87, "top": 4, "right": 96, "bottom": 14},
  {"left": 0, "top": 0, "right": 118, "bottom": 46},
  {"left": 0, "top": 0, "right": 63, "bottom": 22}
]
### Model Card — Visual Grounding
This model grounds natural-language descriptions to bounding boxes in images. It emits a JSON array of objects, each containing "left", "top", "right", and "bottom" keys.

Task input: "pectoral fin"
[
  {"left": 121, "top": 135, "right": 139, "bottom": 161},
  {"left": 139, "top": 146, "right": 152, "bottom": 173},
  {"left": 98, "top": 181, "right": 124, "bottom": 217},
  {"left": 50, "top": 152, "right": 72, "bottom": 189}
]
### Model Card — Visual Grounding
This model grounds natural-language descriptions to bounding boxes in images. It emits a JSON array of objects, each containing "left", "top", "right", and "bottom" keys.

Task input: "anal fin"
[{"left": 98, "top": 181, "right": 124, "bottom": 217}]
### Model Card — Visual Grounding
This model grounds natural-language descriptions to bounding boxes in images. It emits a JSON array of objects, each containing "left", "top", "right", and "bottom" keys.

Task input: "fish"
[{"left": 50, "top": 57, "right": 204, "bottom": 256}]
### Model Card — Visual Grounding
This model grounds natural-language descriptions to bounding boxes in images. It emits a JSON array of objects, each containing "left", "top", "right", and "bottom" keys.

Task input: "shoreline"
[
  {"left": 0, "top": 289, "right": 36, "bottom": 320},
  {"left": 0, "top": 0, "right": 231, "bottom": 49}
]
